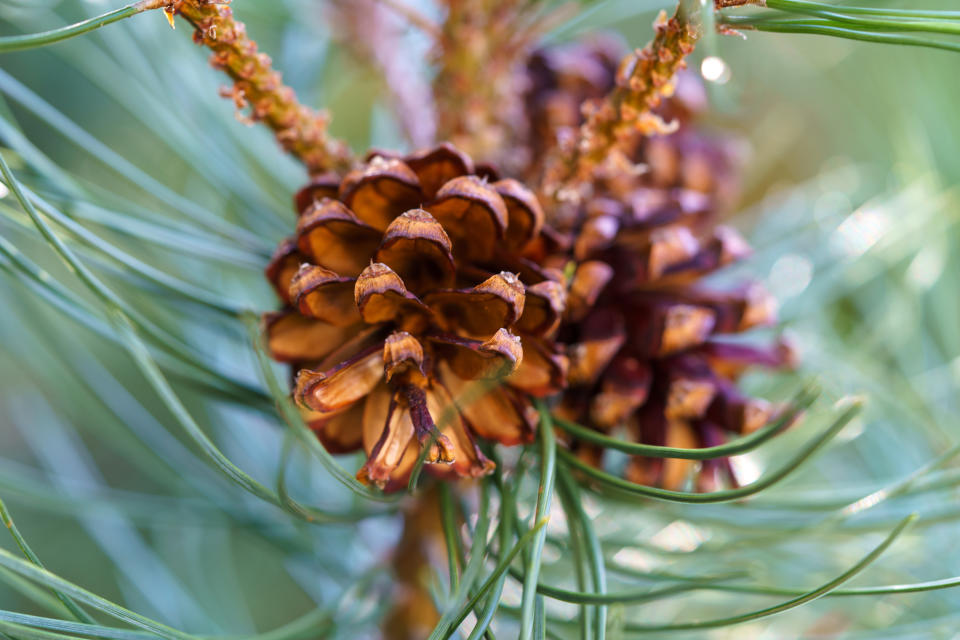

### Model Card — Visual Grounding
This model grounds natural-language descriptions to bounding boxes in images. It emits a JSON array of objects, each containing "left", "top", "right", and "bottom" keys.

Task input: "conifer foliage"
[{"left": 1, "top": 1, "right": 959, "bottom": 638}]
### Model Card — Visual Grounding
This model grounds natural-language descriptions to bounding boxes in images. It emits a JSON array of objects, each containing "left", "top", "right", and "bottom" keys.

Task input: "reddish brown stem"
[
  {"left": 170, "top": 1, "right": 355, "bottom": 175},
  {"left": 384, "top": 485, "right": 446, "bottom": 640}
]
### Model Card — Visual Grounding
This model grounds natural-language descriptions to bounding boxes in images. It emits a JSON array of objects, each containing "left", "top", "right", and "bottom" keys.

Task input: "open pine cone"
[
  {"left": 557, "top": 193, "right": 796, "bottom": 490},
  {"left": 265, "top": 144, "right": 568, "bottom": 490},
  {"left": 524, "top": 38, "right": 796, "bottom": 491}
]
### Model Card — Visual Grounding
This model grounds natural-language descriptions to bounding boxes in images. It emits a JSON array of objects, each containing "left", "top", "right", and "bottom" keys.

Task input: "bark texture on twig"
[{"left": 170, "top": 0, "right": 355, "bottom": 174}]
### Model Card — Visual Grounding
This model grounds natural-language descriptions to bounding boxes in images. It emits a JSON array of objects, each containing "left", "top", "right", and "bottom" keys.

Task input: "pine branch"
[{"left": 169, "top": 1, "right": 355, "bottom": 175}]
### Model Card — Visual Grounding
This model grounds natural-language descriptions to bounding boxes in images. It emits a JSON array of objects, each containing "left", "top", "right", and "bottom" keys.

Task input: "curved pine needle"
[
  {"left": 439, "top": 483, "right": 465, "bottom": 593},
  {"left": 0, "top": 116, "right": 267, "bottom": 267},
  {"left": 0, "top": 239, "right": 262, "bottom": 406},
  {"left": 0, "top": 621, "right": 86, "bottom": 640},
  {"left": 555, "top": 468, "right": 593, "bottom": 639},
  {"left": 0, "top": 191, "right": 243, "bottom": 315},
  {"left": 560, "top": 399, "right": 862, "bottom": 503},
  {"left": 0, "top": 548, "right": 194, "bottom": 640},
  {"left": 515, "top": 515, "right": 916, "bottom": 633},
  {"left": 0, "top": 499, "right": 94, "bottom": 624},
  {"left": 621, "top": 514, "right": 917, "bottom": 632},
  {"left": 764, "top": 0, "right": 960, "bottom": 20},
  {"left": 757, "top": 3, "right": 960, "bottom": 37},
  {"left": 0, "top": 593, "right": 341, "bottom": 640},
  {"left": 556, "top": 465, "right": 606, "bottom": 638},
  {"left": 0, "top": 2, "right": 163, "bottom": 53},
  {"left": 2, "top": 158, "right": 389, "bottom": 519},
  {"left": 275, "top": 434, "right": 387, "bottom": 523},
  {"left": 553, "top": 385, "right": 817, "bottom": 459},
  {"left": 7, "top": 22, "right": 295, "bottom": 226},
  {"left": 112, "top": 314, "right": 308, "bottom": 513},
  {"left": 0, "top": 614, "right": 146, "bottom": 640},
  {"left": 0, "top": 70, "right": 269, "bottom": 252},
  {"left": 693, "top": 574, "right": 960, "bottom": 598},
  {"left": 518, "top": 402, "right": 559, "bottom": 640},
  {"left": 441, "top": 518, "right": 549, "bottom": 639},
  {"left": 504, "top": 565, "right": 737, "bottom": 605},
  {"left": 428, "top": 481, "right": 492, "bottom": 640},
  {"left": 465, "top": 458, "right": 514, "bottom": 640},
  {"left": 0, "top": 566, "right": 74, "bottom": 619},
  {"left": 0, "top": 153, "right": 268, "bottom": 402},
  {"left": 723, "top": 17, "right": 960, "bottom": 55}
]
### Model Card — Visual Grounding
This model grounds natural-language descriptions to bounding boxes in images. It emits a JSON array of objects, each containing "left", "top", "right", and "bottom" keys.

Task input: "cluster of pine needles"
[{"left": 0, "top": 1, "right": 959, "bottom": 638}]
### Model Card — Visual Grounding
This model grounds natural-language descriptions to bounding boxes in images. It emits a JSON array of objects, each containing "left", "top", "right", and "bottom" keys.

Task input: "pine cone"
[
  {"left": 558, "top": 204, "right": 797, "bottom": 490},
  {"left": 265, "top": 144, "right": 568, "bottom": 490},
  {"left": 524, "top": 38, "right": 794, "bottom": 491}
]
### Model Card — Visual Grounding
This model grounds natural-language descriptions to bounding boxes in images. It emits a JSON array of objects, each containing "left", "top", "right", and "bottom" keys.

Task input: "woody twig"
[{"left": 168, "top": 1, "right": 355, "bottom": 175}]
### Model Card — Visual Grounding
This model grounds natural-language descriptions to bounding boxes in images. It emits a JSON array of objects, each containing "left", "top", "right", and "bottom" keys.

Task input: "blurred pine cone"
[
  {"left": 558, "top": 203, "right": 796, "bottom": 490},
  {"left": 520, "top": 35, "right": 623, "bottom": 181},
  {"left": 523, "top": 37, "right": 796, "bottom": 491},
  {"left": 265, "top": 144, "right": 568, "bottom": 490}
]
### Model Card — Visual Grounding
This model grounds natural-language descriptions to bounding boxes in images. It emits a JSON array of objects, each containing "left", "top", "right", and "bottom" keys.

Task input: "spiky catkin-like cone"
[
  {"left": 171, "top": 0, "right": 354, "bottom": 174},
  {"left": 265, "top": 144, "right": 568, "bottom": 490},
  {"left": 541, "top": 7, "right": 700, "bottom": 202}
]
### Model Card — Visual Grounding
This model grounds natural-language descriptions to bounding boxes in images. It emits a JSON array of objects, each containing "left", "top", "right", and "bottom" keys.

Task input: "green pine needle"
[{"left": 0, "top": 2, "right": 158, "bottom": 54}]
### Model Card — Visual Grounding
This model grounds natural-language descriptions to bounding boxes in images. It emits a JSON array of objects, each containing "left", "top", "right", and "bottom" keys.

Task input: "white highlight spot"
[
  {"left": 833, "top": 207, "right": 890, "bottom": 256},
  {"left": 768, "top": 253, "right": 813, "bottom": 299},
  {"left": 612, "top": 547, "right": 658, "bottom": 572},
  {"left": 906, "top": 244, "right": 945, "bottom": 290},
  {"left": 730, "top": 454, "right": 762, "bottom": 486},
  {"left": 0, "top": 182, "right": 8, "bottom": 199},
  {"left": 700, "top": 56, "right": 730, "bottom": 84},
  {"left": 649, "top": 520, "right": 706, "bottom": 552}
]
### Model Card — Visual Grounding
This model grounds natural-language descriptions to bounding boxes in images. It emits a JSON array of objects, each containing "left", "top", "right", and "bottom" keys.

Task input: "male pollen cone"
[
  {"left": 520, "top": 37, "right": 798, "bottom": 492},
  {"left": 265, "top": 144, "right": 567, "bottom": 490}
]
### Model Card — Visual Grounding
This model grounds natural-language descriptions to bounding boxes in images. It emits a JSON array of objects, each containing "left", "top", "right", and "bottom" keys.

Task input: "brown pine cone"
[
  {"left": 265, "top": 144, "right": 568, "bottom": 490},
  {"left": 554, "top": 178, "right": 796, "bottom": 491},
  {"left": 523, "top": 37, "right": 793, "bottom": 491}
]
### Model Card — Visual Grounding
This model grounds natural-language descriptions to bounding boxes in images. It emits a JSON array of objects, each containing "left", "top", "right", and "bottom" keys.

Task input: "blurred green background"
[{"left": 0, "top": 0, "right": 958, "bottom": 638}]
